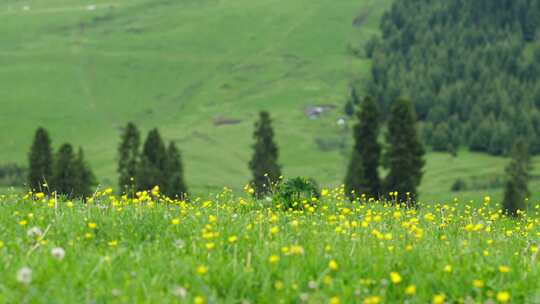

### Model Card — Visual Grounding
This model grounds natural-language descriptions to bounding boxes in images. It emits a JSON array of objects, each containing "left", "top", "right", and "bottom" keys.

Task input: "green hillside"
[
  {"left": 0, "top": 0, "right": 392, "bottom": 192},
  {"left": 2, "top": 0, "right": 539, "bottom": 204}
]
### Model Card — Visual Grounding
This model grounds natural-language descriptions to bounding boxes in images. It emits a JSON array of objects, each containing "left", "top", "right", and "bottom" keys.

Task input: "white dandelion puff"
[
  {"left": 16, "top": 267, "right": 32, "bottom": 284},
  {"left": 27, "top": 227, "right": 42, "bottom": 238},
  {"left": 171, "top": 286, "right": 187, "bottom": 298},
  {"left": 51, "top": 247, "right": 65, "bottom": 261},
  {"left": 174, "top": 239, "right": 185, "bottom": 249}
]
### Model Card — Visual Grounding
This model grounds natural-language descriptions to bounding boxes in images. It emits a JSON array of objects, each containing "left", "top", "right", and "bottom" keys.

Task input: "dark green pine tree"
[
  {"left": 51, "top": 143, "right": 77, "bottom": 196},
  {"left": 384, "top": 98, "right": 425, "bottom": 205},
  {"left": 117, "top": 122, "right": 140, "bottom": 193},
  {"left": 344, "top": 151, "right": 366, "bottom": 199},
  {"left": 27, "top": 127, "right": 53, "bottom": 190},
  {"left": 164, "top": 142, "right": 188, "bottom": 198},
  {"left": 73, "top": 147, "right": 97, "bottom": 198},
  {"left": 137, "top": 129, "right": 168, "bottom": 191},
  {"left": 249, "top": 111, "right": 281, "bottom": 197},
  {"left": 350, "top": 86, "right": 360, "bottom": 105},
  {"left": 503, "top": 138, "right": 531, "bottom": 216},
  {"left": 345, "top": 96, "right": 382, "bottom": 199},
  {"left": 344, "top": 100, "right": 355, "bottom": 117}
]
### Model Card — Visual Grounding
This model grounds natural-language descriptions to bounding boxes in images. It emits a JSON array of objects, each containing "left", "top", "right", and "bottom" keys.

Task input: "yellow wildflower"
[
  {"left": 405, "top": 285, "right": 416, "bottom": 295},
  {"left": 496, "top": 291, "right": 510, "bottom": 303},
  {"left": 328, "top": 260, "right": 339, "bottom": 271},
  {"left": 390, "top": 272, "right": 402, "bottom": 284},
  {"left": 499, "top": 265, "right": 510, "bottom": 273},
  {"left": 269, "top": 255, "right": 279, "bottom": 264},
  {"left": 432, "top": 294, "right": 445, "bottom": 304},
  {"left": 472, "top": 279, "right": 484, "bottom": 288},
  {"left": 196, "top": 265, "right": 208, "bottom": 275}
]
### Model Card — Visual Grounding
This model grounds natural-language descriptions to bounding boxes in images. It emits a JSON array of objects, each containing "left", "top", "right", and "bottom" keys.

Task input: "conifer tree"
[
  {"left": 73, "top": 147, "right": 97, "bottom": 198},
  {"left": 52, "top": 143, "right": 77, "bottom": 196},
  {"left": 384, "top": 98, "right": 425, "bottom": 205},
  {"left": 118, "top": 122, "right": 140, "bottom": 193},
  {"left": 344, "top": 100, "right": 355, "bottom": 117},
  {"left": 345, "top": 96, "right": 382, "bottom": 199},
  {"left": 137, "top": 129, "right": 167, "bottom": 191},
  {"left": 503, "top": 138, "right": 531, "bottom": 216},
  {"left": 344, "top": 151, "right": 366, "bottom": 199},
  {"left": 28, "top": 127, "right": 53, "bottom": 190},
  {"left": 164, "top": 142, "right": 188, "bottom": 197},
  {"left": 350, "top": 86, "right": 360, "bottom": 105},
  {"left": 249, "top": 111, "right": 281, "bottom": 197}
]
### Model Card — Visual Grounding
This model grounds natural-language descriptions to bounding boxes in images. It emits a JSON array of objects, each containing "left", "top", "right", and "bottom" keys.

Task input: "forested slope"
[{"left": 367, "top": 0, "right": 540, "bottom": 155}]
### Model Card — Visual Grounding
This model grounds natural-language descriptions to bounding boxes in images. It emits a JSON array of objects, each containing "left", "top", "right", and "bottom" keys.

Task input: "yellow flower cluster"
[{"left": 0, "top": 185, "right": 537, "bottom": 303}]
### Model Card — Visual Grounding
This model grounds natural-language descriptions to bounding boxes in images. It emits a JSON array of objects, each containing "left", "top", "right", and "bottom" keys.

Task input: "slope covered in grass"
[
  {"left": 1, "top": 0, "right": 537, "bottom": 205},
  {"left": 0, "top": 0, "right": 391, "bottom": 193}
]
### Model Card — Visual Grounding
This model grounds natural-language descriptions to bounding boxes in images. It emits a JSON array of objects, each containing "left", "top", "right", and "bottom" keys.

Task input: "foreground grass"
[{"left": 1, "top": 188, "right": 539, "bottom": 303}]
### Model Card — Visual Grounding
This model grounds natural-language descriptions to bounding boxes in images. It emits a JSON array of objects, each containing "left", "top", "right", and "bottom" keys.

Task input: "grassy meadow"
[{"left": 1, "top": 188, "right": 539, "bottom": 303}]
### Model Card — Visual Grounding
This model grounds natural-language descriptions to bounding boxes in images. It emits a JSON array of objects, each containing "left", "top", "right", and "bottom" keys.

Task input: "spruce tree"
[
  {"left": 52, "top": 143, "right": 77, "bottom": 196},
  {"left": 503, "top": 138, "right": 531, "bottom": 216},
  {"left": 345, "top": 96, "right": 382, "bottom": 199},
  {"left": 164, "top": 142, "right": 188, "bottom": 198},
  {"left": 384, "top": 98, "right": 425, "bottom": 205},
  {"left": 27, "top": 127, "right": 53, "bottom": 190},
  {"left": 137, "top": 129, "right": 167, "bottom": 191},
  {"left": 117, "top": 122, "right": 140, "bottom": 193},
  {"left": 344, "top": 100, "right": 355, "bottom": 117},
  {"left": 350, "top": 86, "right": 360, "bottom": 105},
  {"left": 249, "top": 111, "right": 281, "bottom": 197},
  {"left": 73, "top": 147, "right": 97, "bottom": 198},
  {"left": 344, "top": 151, "right": 366, "bottom": 199}
]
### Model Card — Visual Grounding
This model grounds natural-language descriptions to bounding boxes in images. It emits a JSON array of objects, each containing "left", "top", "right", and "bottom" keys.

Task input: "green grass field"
[{"left": 0, "top": 190, "right": 538, "bottom": 303}]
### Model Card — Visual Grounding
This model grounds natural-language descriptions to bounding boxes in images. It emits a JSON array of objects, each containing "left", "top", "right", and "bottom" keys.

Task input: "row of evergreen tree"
[
  {"left": 263, "top": 95, "right": 532, "bottom": 215},
  {"left": 117, "top": 123, "right": 187, "bottom": 197},
  {"left": 27, "top": 128, "right": 96, "bottom": 197},
  {"left": 345, "top": 97, "right": 424, "bottom": 204},
  {"left": 250, "top": 97, "right": 426, "bottom": 205},
  {"left": 27, "top": 124, "right": 188, "bottom": 198},
  {"left": 25, "top": 100, "right": 532, "bottom": 214}
]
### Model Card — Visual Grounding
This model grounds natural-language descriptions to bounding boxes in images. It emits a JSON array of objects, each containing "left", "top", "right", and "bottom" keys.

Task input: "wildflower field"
[{"left": 1, "top": 187, "right": 539, "bottom": 304}]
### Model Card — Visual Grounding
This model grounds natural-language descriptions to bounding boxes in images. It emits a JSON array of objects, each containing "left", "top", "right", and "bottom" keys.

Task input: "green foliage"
[
  {"left": 345, "top": 96, "right": 381, "bottom": 198},
  {"left": 344, "top": 100, "right": 354, "bottom": 117},
  {"left": 344, "top": 151, "right": 366, "bottom": 199},
  {"left": 0, "top": 163, "right": 26, "bottom": 187},
  {"left": 249, "top": 112, "right": 281, "bottom": 198},
  {"left": 430, "top": 122, "right": 451, "bottom": 152},
  {"left": 28, "top": 128, "right": 96, "bottom": 197},
  {"left": 51, "top": 144, "right": 77, "bottom": 196},
  {"left": 503, "top": 138, "right": 531, "bottom": 216},
  {"left": 368, "top": 0, "right": 540, "bottom": 154},
  {"left": 27, "top": 128, "right": 53, "bottom": 190},
  {"left": 73, "top": 147, "right": 97, "bottom": 198},
  {"left": 450, "top": 178, "right": 467, "bottom": 192},
  {"left": 137, "top": 129, "right": 168, "bottom": 191},
  {"left": 384, "top": 98, "right": 425, "bottom": 203},
  {"left": 118, "top": 122, "right": 140, "bottom": 194},
  {"left": 164, "top": 142, "right": 188, "bottom": 198},
  {"left": 273, "top": 176, "right": 320, "bottom": 211}
]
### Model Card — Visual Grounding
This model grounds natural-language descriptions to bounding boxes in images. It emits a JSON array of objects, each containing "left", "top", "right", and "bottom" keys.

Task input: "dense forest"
[{"left": 366, "top": 0, "right": 540, "bottom": 155}]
